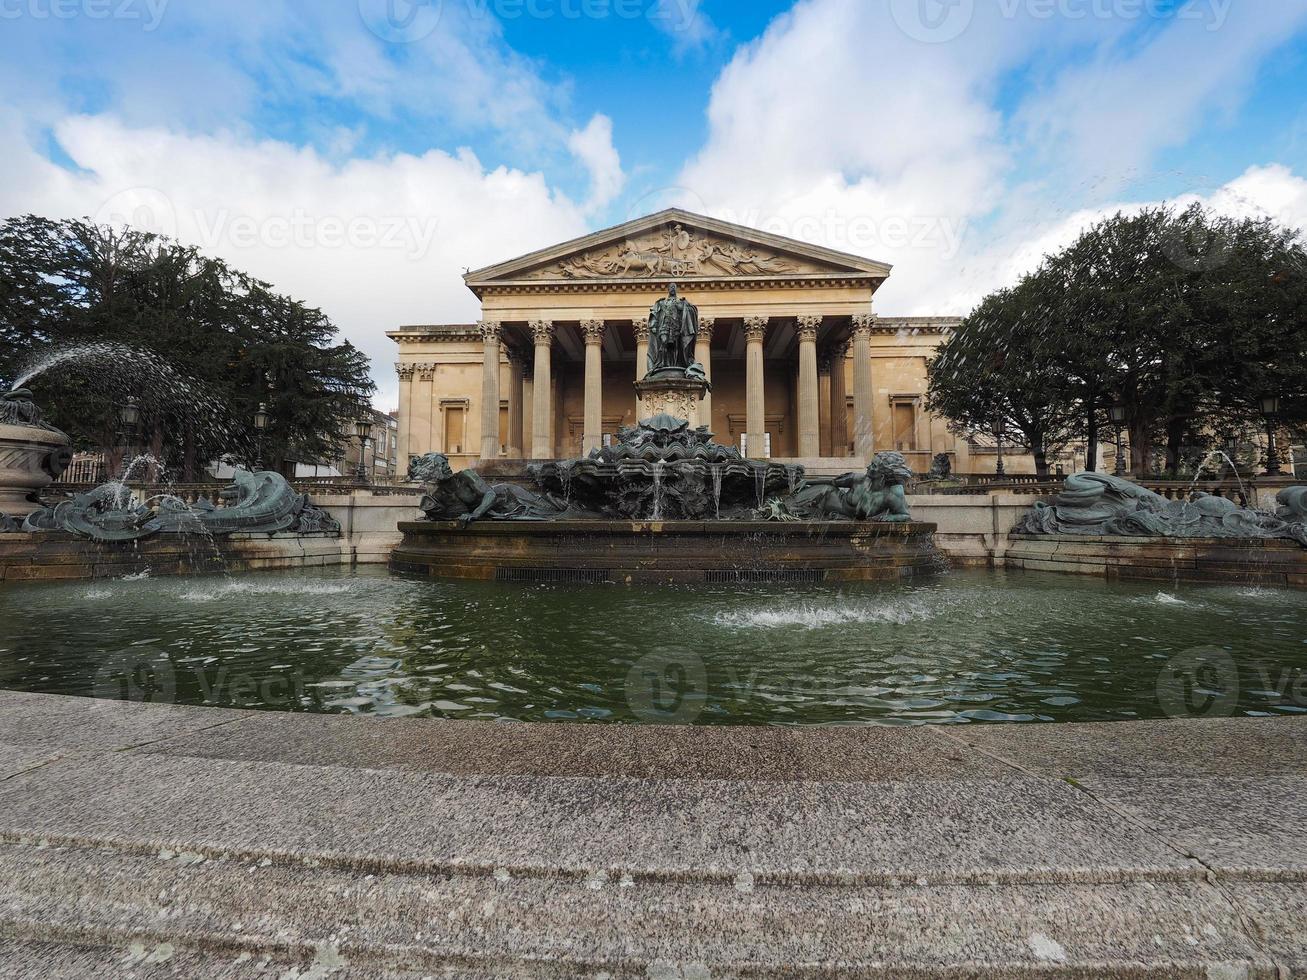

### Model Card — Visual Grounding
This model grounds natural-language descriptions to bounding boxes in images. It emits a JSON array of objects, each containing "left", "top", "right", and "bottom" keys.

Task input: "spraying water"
[
  {"left": 12, "top": 341, "right": 250, "bottom": 466},
  {"left": 650, "top": 461, "right": 665, "bottom": 520},
  {"left": 1188, "top": 450, "right": 1253, "bottom": 508},
  {"left": 559, "top": 460, "right": 574, "bottom": 505},
  {"left": 103, "top": 454, "right": 166, "bottom": 510}
]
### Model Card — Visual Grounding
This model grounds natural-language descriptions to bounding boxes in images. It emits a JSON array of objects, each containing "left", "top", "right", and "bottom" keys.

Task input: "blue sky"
[{"left": 3, "top": 0, "right": 1306, "bottom": 407}]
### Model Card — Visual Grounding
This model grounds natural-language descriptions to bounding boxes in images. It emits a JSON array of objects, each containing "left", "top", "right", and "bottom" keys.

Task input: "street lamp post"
[
  {"left": 253, "top": 402, "right": 270, "bottom": 471},
  {"left": 1109, "top": 402, "right": 1128, "bottom": 477},
  {"left": 118, "top": 396, "right": 141, "bottom": 472},
  {"left": 1260, "top": 394, "right": 1283, "bottom": 477},
  {"left": 994, "top": 419, "right": 1006, "bottom": 477},
  {"left": 353, "top": 418, "right": 373, "bottom": 484}
]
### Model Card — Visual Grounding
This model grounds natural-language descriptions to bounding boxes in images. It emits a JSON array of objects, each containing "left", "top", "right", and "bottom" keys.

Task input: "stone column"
[
  {"left": 506, "top": 347, "right": 525, "bottom": 459},
  {"left": 633, "top": 318, "right": 650, "bottom": 410},
  {"left": 696, "top": 316, "right": 715, "bottom": 430},
  {"left": 744, "top": 316, "right": 769, "bottom": 457},
  {"left": 817, "top": 353, "right": 833, "bottom": 458},
  {"left": 396, "top": 362, "right": 415, "bottom": 469},
  {"left": 829, "top": 342, "right": 849, "bottom": 456},
  {"left": 412, "top": 363, "right": 436, "bottom": 457},
  {"left": 530, "top": 320, "right": 555, "bottom": 459},
  {"left": 796, "top": 315, "right": 821, "bottom": 458},
  {"left": 478, "top": 321, "right": 502, "bottom": 462},
  {"left": 553, "top": 367, "right": 564, "bottom": 456},
  {"left": 852, "top": 314, "right": 876, "bottom": 461},
  {"left": 581, "top": 319, "right": 606, "bottom": 454},
  {"left": 521, "top": 363, "right": 534, "bottom": 455}
]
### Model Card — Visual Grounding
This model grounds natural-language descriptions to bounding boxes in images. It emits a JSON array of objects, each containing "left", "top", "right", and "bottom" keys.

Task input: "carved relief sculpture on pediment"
[{"left": 540, "top": 224, "right": 804, "bottom": 281}]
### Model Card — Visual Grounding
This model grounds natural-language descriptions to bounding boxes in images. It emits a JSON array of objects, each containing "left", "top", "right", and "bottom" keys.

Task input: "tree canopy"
[
  {"left": 927, "top": 204, "right": 1307, "bottom": 478},
  {"left": 0, "top": 215, "right": 374, "bottom": 480}
]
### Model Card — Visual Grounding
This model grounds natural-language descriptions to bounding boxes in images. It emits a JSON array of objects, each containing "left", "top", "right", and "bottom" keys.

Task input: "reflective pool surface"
[{"left": 2, "top": 567, "right": 1305, "bottom": 726}]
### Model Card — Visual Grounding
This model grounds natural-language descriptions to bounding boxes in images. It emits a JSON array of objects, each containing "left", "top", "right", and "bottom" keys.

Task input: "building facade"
[
  {"left": 390, "top": 209, "right": 985, "bottom": 474},
  {"left": 337, "top": 409, "right": 401, "bottom": 482}
]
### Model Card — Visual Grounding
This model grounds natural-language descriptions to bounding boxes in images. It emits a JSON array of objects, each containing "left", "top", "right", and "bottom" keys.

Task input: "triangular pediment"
[{"left": 465, "top": 209, "right": 891, "bottom": 289}]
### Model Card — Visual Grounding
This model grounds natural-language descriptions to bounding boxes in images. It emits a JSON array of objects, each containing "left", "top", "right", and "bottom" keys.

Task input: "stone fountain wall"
[
  {"left": 390, "top": 518, "right": 940, "bottom": 585},
  {"left": 0, "top": 490, "right": 416, "bottom": 583},
  {"left": 1004, "top": 533, "right": 1307, "bottom": 588},
  {"left": 0, "top": 530, "right": 350, "bottom": 583}
]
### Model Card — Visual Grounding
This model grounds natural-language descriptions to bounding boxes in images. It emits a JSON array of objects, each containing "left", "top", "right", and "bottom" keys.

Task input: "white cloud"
[
  {"left": 650, "top": 0, "right": 718, "bottom": 50},
  {"left": 567, "top": 114, "right": 626, "bottom": 213},
  {"left": 0, "top": 113, "right": 592, "bottom": 411},
  {"left": 675, "top": 0, "right": 1010, "bottom": 314},
  {"left": 0, "top": 0, "right": 577, "bottom": 162},
  {"left": 1015, "top": 3, "right": 1307, "bottom": 190},
  {"left": 929, "top": 164, "right": 1307, "bottom": 316},
  {"left": 675, "top": 0, "right": 1307, "bottom": 319},
  {"left": 1199, "top": 164, "right": 1307, "bottom": 231}
]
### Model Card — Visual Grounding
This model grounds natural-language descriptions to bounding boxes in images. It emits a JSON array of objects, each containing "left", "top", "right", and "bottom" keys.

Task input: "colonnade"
[{"left": 398, "top": 313, "right": 881, "bottom": 464}]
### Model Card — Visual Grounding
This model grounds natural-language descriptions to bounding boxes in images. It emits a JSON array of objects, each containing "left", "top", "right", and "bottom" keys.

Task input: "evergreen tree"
[
  {"left": 929, "top": 204, "right": 1307, "bottom": 477},
  {"left": 0, "top": 215, "right": 375, "bottom": 480}
]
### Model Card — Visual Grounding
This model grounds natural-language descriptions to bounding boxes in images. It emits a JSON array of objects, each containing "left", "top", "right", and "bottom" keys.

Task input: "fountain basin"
[
  {"left": 0, "top": 530, "right": 347, "bottom": 582},
  {"left": 0, "top": 421, "right": 71, "bottom": 519},
  {"left": 1006, "top": 532, "right": 1307, "bottom": 587},
  {"left": 390, "top": 519, "right": 939, "bottom": 584}
]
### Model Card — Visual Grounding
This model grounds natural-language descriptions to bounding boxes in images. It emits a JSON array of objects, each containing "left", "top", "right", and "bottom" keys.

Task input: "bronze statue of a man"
[{"left": 646, "top": 284, "right": 700, "bottom": 377}]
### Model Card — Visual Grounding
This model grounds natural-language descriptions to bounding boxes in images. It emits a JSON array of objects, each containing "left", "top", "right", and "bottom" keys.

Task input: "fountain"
[
  {"left": 21, "top": 467, "right": 340, "bottom": 541},
  {"left": 1015, "top": 472, "right": 1307, "bottom": 544},
  {"left": 0, "top": 379, "right": 345, "bottom": 580},
  {"left": 0, "top": 389, "right": 73, "bottom": 527},
  {"left": 527, "top": 412, "right": 800, "bottom": 521},
  {"left": 390, "top": 289, "right": 938, "bottom": 585},
  {"left": 1010, "top": 471, "right": 1307, "bottom": 587}
]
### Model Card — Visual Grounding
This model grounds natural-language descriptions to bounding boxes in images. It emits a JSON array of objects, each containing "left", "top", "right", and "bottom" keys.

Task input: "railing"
[
  {"left": 959, "top": 473, "right": 1050, "bottom": 486},
  {"left": 916, "top": 472, "right": 1300, "bottom": 505},
  {"left": 1137, "top": 479, "right": 1249, "bottom": 506},
  {"left": 61, "top": 456, "right": 108, "bottom": 485},
  {"left": 918, "top": 481, "right": 1062, "bottom": 497},
  {"left": 45, "top": 479, "right": 422, "bottom": 508}
]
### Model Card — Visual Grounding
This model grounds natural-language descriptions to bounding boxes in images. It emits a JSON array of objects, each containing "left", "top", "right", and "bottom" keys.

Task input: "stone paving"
[{"left": 0, "top": 690, "right": 1302, "bottom": 977}]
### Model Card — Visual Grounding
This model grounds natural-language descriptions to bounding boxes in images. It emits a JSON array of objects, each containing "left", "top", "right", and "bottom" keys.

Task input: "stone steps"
[
  {"left": 0, "top": 693, "right": 1304, "bottom": 976},
  {"left": 0, "top": 834, "right": 1282, "bottom": 978}
]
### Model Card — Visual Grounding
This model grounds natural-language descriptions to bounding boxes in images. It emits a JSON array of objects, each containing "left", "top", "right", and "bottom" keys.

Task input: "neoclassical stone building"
[{"left": 389, "top": 209, "right": 981, "bottom": 473}]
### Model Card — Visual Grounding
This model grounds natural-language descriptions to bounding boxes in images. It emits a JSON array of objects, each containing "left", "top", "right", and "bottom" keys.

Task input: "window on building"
[
  {"left": 893, "top": 401, "right": 917, "bottom": 452},
  {"left": 444, "top": 405, "right": 466, "bottom": 455}
]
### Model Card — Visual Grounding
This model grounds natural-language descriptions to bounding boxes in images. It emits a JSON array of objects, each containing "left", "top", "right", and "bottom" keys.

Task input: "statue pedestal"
[{"left": 634, "top": 375, "right": 710, "bottom": 428}]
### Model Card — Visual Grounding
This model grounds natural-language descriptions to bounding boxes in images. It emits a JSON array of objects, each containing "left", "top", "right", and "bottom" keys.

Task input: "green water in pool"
[{"left": 1, "top": 567, "right": 1304, "bottom": 726}]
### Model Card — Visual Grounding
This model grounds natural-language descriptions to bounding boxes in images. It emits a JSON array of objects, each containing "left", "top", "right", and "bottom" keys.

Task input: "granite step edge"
[
  {"left": 0, "top": 838, "right": 1287, "bottom": 980},
  {"left": 0, "top": 934, "right": 1278, "bottom": 980},
  {"left": 0, "top": 826, "right": 1221, "bottom": 891}
]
